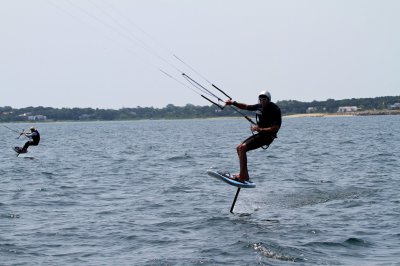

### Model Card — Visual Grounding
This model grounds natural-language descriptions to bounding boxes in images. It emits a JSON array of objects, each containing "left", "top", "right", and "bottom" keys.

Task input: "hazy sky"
[{"left": 1, "top": 0, "right": 399, "bottom": 109}]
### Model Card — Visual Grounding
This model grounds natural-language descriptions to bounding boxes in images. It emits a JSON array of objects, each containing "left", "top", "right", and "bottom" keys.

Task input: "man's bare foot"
[{"left": 231, "top": 174, "right": 249, "bottom": 182}]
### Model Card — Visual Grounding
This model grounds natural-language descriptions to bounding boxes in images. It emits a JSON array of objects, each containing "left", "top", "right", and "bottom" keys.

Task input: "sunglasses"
[{"left": 259, "top": 97, "right": 268, "bottom": 101}]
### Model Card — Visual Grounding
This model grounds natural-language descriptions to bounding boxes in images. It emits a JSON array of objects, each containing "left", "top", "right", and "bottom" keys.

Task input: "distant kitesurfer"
[
  {"left": 19, "top": 127, "right": 40, "bottom": 153},
  {"left": 225, "top": 91, "right": 282, "bottom": 182}
]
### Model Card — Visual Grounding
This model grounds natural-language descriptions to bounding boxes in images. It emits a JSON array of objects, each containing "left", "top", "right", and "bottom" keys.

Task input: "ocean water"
[{"left": 1, "top": 116, "right": 399, "bottom": 265}]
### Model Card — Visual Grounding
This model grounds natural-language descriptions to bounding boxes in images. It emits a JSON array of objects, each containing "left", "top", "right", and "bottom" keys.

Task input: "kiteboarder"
[
  {"left": 225, "top": 91, "right": 282, "bottom": 182},
  {"left": 19, "top": 127, "right": 40, "bottom": 153}
]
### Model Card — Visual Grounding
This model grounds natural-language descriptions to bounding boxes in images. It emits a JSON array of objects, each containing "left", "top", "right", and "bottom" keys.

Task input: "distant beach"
[{"left": 284, "top": 109, "right": 400, "bottom": 118}]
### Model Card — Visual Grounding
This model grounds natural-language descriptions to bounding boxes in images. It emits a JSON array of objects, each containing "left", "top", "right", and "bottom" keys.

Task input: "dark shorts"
[
  {"left": 242, "top": 133, "right": 275, "bottom": 151},
  {"left": 23, "top": 140, "right": 39, "bottom": 150}
]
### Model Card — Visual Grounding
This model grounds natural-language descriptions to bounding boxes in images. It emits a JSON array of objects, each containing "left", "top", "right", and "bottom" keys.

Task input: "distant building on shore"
[
  {"left": 306, "top": 107, "right": 327, "bottom": 113},
  {"left": 28, "top": 115, "right": 47, "bottom": 121},
  {"left": 337, "top": 106, "right": 358, "bottom": 113},
  {"left": 389, "top": 103, "right": 400, "bottom": 110},
  {"left": 306, "top": 107, "right": 318, "bottom": 113},
  {"left": 18, "top": 112, "right": 47, "bottom": 121},
  {"left": 306, "top": 107, "right": 318, "bottom": 114}
]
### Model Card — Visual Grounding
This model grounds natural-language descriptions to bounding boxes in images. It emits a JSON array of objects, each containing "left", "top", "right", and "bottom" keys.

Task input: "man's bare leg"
[{"left": 235, "top": 143, "right": 250, "bottom": 181}]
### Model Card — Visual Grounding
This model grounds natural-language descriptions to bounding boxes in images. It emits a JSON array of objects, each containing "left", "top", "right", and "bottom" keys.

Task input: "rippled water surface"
[{"left": 1, "top": 116, "right": 400, "bottom": 265}]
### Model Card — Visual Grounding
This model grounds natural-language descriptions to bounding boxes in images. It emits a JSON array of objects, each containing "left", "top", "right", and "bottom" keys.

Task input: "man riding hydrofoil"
[
  {"left": 225, "top": 91, "right": 282, "bottom": 182},
  {"left": 18, "top": 127, "right": 40, "bottom": 153}
]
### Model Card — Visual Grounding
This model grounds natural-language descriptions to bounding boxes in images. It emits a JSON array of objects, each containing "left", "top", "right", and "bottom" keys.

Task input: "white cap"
[{"left": 259, "top": 90, "right": 271, "bottom": 101}]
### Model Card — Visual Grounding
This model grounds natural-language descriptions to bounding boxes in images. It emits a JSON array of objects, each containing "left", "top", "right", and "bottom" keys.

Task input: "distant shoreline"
[
  {"left": 2, "top": 95, "right": 399, "bottom": 122},
  {"left": 284, "top": 109, "right": 400, "bottom": 118},
  {"left": 1, "top": 109, "right": 400, "bottom": 124}
]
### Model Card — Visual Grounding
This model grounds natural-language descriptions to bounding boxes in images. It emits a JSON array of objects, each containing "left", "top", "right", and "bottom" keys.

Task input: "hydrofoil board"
[
  {"left": 207, "top": 170, "right": 256, "bottom": 188},
  {"left": 12, "top": 146, "right": 27, "bottom": 154}
]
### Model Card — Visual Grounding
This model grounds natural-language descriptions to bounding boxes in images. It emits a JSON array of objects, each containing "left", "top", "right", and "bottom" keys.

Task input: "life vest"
[
  {"left": 31, "top": 130, "right": 40, "bottom": 144},
  {"left": 255, "top": 102, "right": 282, "bottom": 130}
]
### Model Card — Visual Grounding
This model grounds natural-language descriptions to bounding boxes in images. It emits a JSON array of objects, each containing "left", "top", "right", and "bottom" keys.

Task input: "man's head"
[
  {"left": 30, "top": 127, "right": 35, "bottom": 132},
  {"left": 259, "top": 90, "right": 271, "bottom": 106}
]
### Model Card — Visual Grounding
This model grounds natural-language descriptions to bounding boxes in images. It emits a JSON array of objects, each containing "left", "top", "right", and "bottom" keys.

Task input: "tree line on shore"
[{"left": 1, "top": 96, "right": 399, "bottom": 122}]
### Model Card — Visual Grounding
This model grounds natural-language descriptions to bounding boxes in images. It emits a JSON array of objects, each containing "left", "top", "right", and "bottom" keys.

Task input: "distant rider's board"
[
  {"left": 13, "top": 147, "right": 26, "bottom": 154},
  {"left": 207, "top": 170, "right": 256, "bottom": 188}
]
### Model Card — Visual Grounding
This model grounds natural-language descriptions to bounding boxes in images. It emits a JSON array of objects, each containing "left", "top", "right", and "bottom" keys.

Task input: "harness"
[{"left": 255, "top": 108, "right": 271, "bottom": 150}]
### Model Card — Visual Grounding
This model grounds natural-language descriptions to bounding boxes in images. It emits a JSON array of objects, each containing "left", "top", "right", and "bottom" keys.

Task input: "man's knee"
[{"left": 237, "top": 143, "right": 247, "bottom": 154}]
